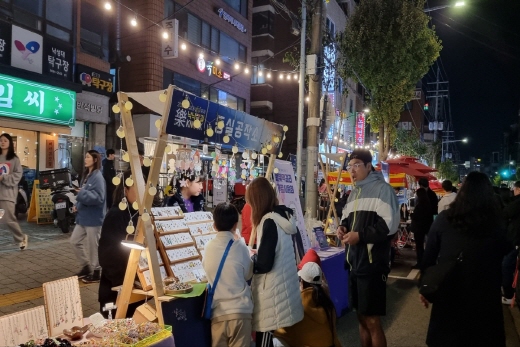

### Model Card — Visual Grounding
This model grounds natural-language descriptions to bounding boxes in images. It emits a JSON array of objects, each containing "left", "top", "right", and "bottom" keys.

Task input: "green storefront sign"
[{"left": 0, "top": 73, "right": 75, "bottom": 126}]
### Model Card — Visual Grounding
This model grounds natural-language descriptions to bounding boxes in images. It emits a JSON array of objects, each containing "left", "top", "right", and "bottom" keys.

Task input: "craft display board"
[
  {"left": 27, "top": 179, "right": 54, "bottom": 224},
  {"left": 42, "top": 276, "right": 83, "bottom": 337},
  {"left": 151, "top": 208, "right": 215, "bottom": 284},
  {"left": 0, "top": 306, "right": 48, "bottom": 346}
]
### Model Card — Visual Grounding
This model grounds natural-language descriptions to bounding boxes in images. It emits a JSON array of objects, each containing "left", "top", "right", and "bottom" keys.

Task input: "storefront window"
[
  {"left": 2, "top": 128, "right": 38, "bottom": 169},
  {"left": 223, "top": 0, "right": 247, "bottom": 17},
  {"left": 80, "top": 1, "right": 109, "bottom": 60}
]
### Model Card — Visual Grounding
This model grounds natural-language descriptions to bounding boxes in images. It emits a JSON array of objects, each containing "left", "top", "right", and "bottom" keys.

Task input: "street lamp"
[
  {"left": 423, "top": 1, "right": 465, "bottom": 13},
  {"left": 442, "top": 137, "right": 468, "bottom": 162}
]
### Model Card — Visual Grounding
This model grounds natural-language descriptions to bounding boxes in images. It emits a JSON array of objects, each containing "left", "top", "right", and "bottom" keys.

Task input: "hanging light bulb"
[
  {"left": 258, "top": 70, "right": 263, "bottom": 77},
  {"left": 112, "top": 175, "right": 121, "bottom": 186},
  {"left": 142, "top": 209, "right": 151, "bottom": 221},
  {"left": 266, "top": 144, "right": 273, "bottom": 150},
  {"left": 181, "top": 96, "right": 190, "bottom": 109},
  {"left": 215, "top": 58, "right": 221, "bottom": 65},
  {"left": 162, "top": 31, "right": 169, "bottom": 39},
  {"left": 125, "top": 176, "right": 134, "bottom": 186},
  {"left": 283, "top": 125, "right": 289, "bottom": 132},
  {"left": 206, "top": 127, "right": 214, "bottom": 137},
  {"left": 217, "top": 120, "right": 225, "bottom": 129},
  {"left": 124, "top": 101, "right": 133, "bottom": 110},
  {"left": 223, "top": 135, "right": 230, "bottom": 143},
  {"left": 262, "top": 148, "right": 267, "bottom": 154},
  {"left": 130, "top": 16, "right": 137, "bottom": 27},
  {"left": 181, "top": 42, "right": 187, "bottom": 50},
  {"left": 273, "top": 136, "right": 280, "bottom": 143},
  {"left": 279, "top": 73, "right": 284, "bottom": 80},
  {"left": 155, "top": 119, "right": 162, "bottom": 129},
  {"left": 104, "top": 1, "right": 112, "bottom": 10},
  {"left": 132, "top": 201, "right": 139, "bottom": 210},
  {"left": 112, "top": 104, "right": 120, "bottom": 113},
  {"left": 126, "top": 221, "right": 135, "bottom": 234},
  {"left": 143, "top": 157, "right": 152, "bottom": 167},
  {"left": 251, "top": 152, "right": 258, "bottom": 159},
  {"left": 267, "top": 72, "right": 271, "bottom": 79},
  {"left": 232, "top": 145, "right": 238, "bottom": 154},
  {"left": 193, "top": 119, "right": 201, "bottom": 128},
  {"left": 242, "top": 151, "right": 249, "bottom": 159},
  {"left": 278, "top": 152, "right": 283, "bottom": 158},
  {"left": 122, "top": 152, "right": 130, "bottom": 162},
  {"left": 244, "top": 67, "right": 249, "bottom": 74},
  {"left": 234, "top": 62, "right": 240, "bottom": 70},
  {"left": 293, "top": 74, "right": 298, "bottom": 80},
  {"left": 159, "top": 92, "right": 167, "bottom": 102},
  {"left": 166, "top": 144, "right": 173, "bottom": 154},
  {"left": 274, "top": 168, "right": 279, "bottom": 174},
  {"left": 149, "top": 184, "right": 157, "bottom": 196},
  {"left": 119, "top": 197, "right": 128, "bottom": 211},
  {"left": 116, "top": 126, "right": 125, "bottom": 138}
]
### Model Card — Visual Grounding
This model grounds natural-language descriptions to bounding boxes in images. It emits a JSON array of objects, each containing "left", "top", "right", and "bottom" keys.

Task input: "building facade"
[{"left": 0, "top": 0, "right": 112, "bottom": 177}]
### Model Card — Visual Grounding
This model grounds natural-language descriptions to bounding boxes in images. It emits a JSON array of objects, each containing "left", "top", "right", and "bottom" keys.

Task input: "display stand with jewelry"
[
  {"left": 0, "top": 306, "right": 48, "bottom": 346},
  {"left": 42, "top": 276, "right": 83, "bottom": 338}
]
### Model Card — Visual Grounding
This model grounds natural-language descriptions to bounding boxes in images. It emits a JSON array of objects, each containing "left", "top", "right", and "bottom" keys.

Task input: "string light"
[
  {"left": 181, "top": 42, "right": 187, "bottom": 50},
  {"left": 215, "top": 58, "right": 220, "bottom": 65},
  {"left": 258, "top": 70, "right": 263, "bottom": 77},
  {"left": 130, "top": 16, "right": 137, "bottom": 27},
  {"left": 162, "top": 31, "right": 169, "bottom": 39},
  {"left": 104, "top": 1, "right": 112, "bottom": 10},
  {"left": 234, "top": 63, "right": 240, "bottom": 70},
  {"left": 267, "top": 72, "right": 271, "bottom": 79},
  {"left": 279, "top": 74, "right": 284, "bottom": 80},
  {"left": 244, "top": 67, "right": 249, "bottom": 74}
]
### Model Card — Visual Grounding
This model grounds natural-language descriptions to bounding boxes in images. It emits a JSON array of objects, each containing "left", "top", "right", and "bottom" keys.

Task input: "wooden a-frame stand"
[{"left": 114, "top": 86, "right": 176, "bottom": 324}]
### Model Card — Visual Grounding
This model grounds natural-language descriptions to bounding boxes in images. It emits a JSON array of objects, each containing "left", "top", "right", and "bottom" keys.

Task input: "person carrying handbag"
[
  {"left": 202, "top": 203, "right": 253, "bottom": 347},
  {"left": 419, "top": 172, "right": 508, "bottom": 347}
]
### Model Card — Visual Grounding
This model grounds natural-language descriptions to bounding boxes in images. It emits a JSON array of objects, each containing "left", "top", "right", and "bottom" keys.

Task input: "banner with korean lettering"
[
  {"left": 0, "top": 73, "right": 75, "bottom": 126},
  {"left": 273, "top": 159, "right": 310, "bottom": 251},
  {"left": 43, "top": 38, "right": 72, "bottom": 81},
  {"left": 166, "top": 88, "right": 283, "bottom": 153},
  {"left": 355, "top": 112, "right": 365, "bottom": 147},
  {"left": 76, "top": 64, "right": 114, "bottom": 96}
]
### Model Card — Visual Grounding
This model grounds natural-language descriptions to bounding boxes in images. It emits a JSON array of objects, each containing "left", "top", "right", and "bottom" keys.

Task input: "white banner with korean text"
[{"left": 273, "top": 159, "right": 310, "bottom": 251}]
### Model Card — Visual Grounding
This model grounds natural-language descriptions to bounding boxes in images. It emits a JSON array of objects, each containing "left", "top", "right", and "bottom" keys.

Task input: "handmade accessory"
[{"left": 202, "top": 239, "right": 233, "bottom": 319}]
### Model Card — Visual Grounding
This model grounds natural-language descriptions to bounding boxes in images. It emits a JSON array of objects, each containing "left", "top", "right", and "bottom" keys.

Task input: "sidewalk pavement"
[{"left": 0, "top": 220, "right": 100, "bottom": 318}]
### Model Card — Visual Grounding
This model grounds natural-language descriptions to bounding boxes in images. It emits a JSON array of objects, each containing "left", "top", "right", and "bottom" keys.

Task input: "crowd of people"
[{"left": 3, "top": 138, "right": 520, "bottom": 347}]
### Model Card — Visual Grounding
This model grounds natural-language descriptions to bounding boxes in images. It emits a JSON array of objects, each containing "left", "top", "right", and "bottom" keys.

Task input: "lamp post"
[
  {"left": 442, "top": 137, "right": 467, "bottom": 162},
  {"left": 423, "top": 1, "right": 465, "bottom": 13}
]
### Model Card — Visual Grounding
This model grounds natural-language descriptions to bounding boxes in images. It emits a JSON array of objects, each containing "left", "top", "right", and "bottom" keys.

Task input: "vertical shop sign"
[
  {"left": 355, "top": 112, "right": 365, "bottom": 147},
  {"left": 46, "top": 139, "right": 55, "bottom": 168},
  {"left": 11, "top": 25, "right": 43, "bottom": 74},
  {"left": 161, "top": 19, "right": 178, "bottom": 59},
  {"left": 43, "top": 38, "right": 72, "bottom": 81},
  {"left": 0, "top": 21, "right": 12, "bottom": 66}
]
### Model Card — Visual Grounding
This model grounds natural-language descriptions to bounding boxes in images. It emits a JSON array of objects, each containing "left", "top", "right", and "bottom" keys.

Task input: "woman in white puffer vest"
[{"left": 246, "top": 177, "right": 304, "bottom": 347}]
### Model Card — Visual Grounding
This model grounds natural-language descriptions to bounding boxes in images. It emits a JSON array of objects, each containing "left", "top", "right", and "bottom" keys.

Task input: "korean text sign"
[
  {"left": 0, "top": 73, "right": 76, "bottom": 126},
  {"left": 355, "top": 112, "right": 365, "bottom": 147}
]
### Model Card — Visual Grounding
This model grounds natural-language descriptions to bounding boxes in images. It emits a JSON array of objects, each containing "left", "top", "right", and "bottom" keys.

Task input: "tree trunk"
[{"left": 379, "top": 123, "right": 386, "bottom": 162}]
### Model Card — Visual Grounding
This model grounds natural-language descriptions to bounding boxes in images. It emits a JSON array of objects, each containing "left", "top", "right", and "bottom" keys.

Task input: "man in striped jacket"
[{"left": 337, "top": 149, "right": 399, "bottom": 347}]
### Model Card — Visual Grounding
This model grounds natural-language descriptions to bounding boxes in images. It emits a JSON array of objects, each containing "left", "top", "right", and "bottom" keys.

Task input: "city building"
[{"left": 0, "top": 0, "right": 112, "bottom": 176}]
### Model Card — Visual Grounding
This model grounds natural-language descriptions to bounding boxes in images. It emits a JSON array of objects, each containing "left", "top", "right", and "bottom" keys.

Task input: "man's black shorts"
[{"left": 350, "top": 272, "right": 387, "bottom": 316}]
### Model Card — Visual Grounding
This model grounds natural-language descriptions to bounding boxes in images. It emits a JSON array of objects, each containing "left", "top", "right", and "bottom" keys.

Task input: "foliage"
[
  {"left": 338, "top": 0, "right": 442, "bottom": 161},
  {"left": 493, "top": 174, "right": 502, "bottom": 187},
  {"left": 424, "top": 140, "right": 441, "bottom": 168},
  {"left": 438, "top": 159, "right": 458, "bottom": 182},
  {"left": 393, "top": 128, "right": 427, "bottom": 158}
]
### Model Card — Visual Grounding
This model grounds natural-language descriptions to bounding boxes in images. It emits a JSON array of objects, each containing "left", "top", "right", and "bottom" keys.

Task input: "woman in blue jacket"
[{"left": 71, "top": 150, "right": 106, "bottom": 283}]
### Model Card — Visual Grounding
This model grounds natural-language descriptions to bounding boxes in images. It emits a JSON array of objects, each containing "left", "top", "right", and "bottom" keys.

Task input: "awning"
[{"left": 0, "top": 116, "right": 71, "bottom": 135}]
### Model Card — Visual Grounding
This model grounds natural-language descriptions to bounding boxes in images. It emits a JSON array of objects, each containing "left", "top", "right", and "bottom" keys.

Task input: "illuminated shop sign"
[
  {"left": 196, "top": 56, "right": 231, "bottom": 81},
  {"left": 216, "top": 8, "right": 247, "bottom": 33}
]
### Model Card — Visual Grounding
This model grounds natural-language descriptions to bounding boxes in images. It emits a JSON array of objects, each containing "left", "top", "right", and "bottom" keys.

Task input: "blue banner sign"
[{"left": 166, "top": 89, "right": 283, "bottom": 153}]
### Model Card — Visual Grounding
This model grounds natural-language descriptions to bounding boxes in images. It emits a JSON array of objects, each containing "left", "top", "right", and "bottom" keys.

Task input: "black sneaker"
[
  {"left": 76, "top": 265, "right": 91, "bottom": 279},
  {"left": 82, "top": 269, "right": 101, "bottom": 283}
]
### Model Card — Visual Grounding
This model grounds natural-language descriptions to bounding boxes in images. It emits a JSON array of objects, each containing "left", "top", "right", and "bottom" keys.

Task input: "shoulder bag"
[
  {"left": 202, "top": 239, "right": 234, "bottom": 320},
  {"left": 419, "top": 243, "right": 467, "bottom": 303}
]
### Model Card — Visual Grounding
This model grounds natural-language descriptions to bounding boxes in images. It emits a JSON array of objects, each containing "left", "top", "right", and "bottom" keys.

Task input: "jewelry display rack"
[
  {"left": 42, "top": 276, "right": 83, "bottom": 337},
  {"left": 0, "top": 306, "right": 48, "bottom": 346}
]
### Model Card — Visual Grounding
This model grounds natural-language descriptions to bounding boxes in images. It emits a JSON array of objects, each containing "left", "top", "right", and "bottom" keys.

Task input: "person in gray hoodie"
[
  {"left": 0, "top": 133, "right": 28, "bottom": 250},
  {"left": 71, "top": 150, "right": 106, "bottom": 283}
]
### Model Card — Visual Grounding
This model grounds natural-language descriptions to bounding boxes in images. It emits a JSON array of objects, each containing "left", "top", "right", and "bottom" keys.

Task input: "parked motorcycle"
[{"left": 51, "top": 185, "right": 77, "bottom": 233}]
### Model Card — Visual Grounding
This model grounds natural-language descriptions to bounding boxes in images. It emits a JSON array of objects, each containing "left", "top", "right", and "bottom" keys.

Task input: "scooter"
[
  {"left": 51, "top": 183, "right": 78, "bottom": 233},
  {"left": 15, "top": 184, "right": 29, "bottom": 218}
]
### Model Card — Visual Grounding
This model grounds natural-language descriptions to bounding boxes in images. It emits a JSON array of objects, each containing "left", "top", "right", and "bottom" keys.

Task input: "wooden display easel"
[{"left": 115, "top": 86, "right": 175, "bottom": 324}]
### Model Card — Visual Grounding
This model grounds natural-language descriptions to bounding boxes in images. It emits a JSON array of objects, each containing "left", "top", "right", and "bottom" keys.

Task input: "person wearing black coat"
[
  {"left": 420, "top": 172, "right": 508, "bottom": 347},
  {"left": 410, "top": 188, "right": 433, "bottom": 269},
  {"left": 97, "top": 169, "right": 142, "bottom": 317},
  {"left": 502, "top": 181, "right": 520, "bottom": 304},
  {"left": 419, "top": 177, "right": 438, "bottom": 217}
]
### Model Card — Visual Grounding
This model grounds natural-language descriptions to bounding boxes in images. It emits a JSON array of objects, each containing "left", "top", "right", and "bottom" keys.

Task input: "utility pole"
[
  {"left": 433, "top": 66, "right": 440, "bottom": 143},
  {"left": 304, "top": 0, "right": 323, "bottom": 218},
  {"left": 427, "top": 66, "right": 448, "bottom": 169},
  {"left": 296, "top": 1, "right": 306, "bottom": 197}
]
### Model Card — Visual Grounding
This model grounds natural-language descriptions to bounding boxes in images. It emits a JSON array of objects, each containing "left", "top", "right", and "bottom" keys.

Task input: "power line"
[{"left": 469, "top": 13, "right": 520, "bottom": 40}]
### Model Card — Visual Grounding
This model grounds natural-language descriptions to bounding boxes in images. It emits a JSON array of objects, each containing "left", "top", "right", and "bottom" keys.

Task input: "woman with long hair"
[
  {"left": 97, "top": 169, "right": 142, "bottom": 317},
  {"left": 0, "top": 133, "right": 28, "bottom": 250},
  {"left": 166, "top": 170, "right": 205, "bottom": 212},
  {"left": 420, "top": 172, "right": 508, "bottom": 347},
  {"left": 71, "top": 150, "right": 106, "bottom": 283},
  {"left": 274, "top": 262, "right": 341, "bottom": 347},
  {"left": 410, "top": 187, "right": 433, "bottom": 269},
  {"left": 246, "top": 177, "right": 303, "bottom": 347}
]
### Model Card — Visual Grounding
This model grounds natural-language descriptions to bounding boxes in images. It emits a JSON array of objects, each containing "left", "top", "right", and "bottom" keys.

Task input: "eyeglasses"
[{"left": 346, "top": 163, "right": 364, "bottom": 171}]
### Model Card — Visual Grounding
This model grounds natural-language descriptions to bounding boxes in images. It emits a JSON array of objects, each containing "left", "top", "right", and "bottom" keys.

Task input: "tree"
[
  {"left": 338, "top": 0, "right": 441, "bottom": 161},
  {"left": 438, "top": 159, "right": 458, "bottom": 182},
  {"left": 393, "top": 128, "right": 427, "bottom": 158}
]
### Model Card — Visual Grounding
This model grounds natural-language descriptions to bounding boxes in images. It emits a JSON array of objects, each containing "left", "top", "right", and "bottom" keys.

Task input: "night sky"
[{"left": 424, "top": 0, "right": 520, "bottom": 160}]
